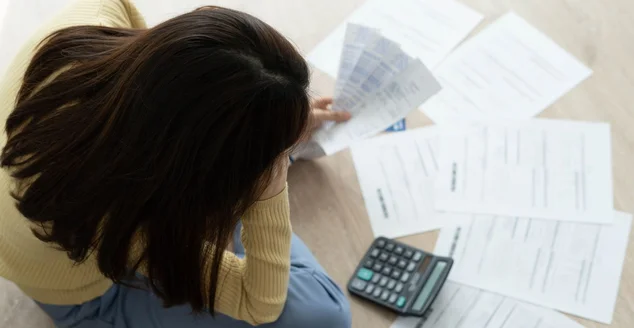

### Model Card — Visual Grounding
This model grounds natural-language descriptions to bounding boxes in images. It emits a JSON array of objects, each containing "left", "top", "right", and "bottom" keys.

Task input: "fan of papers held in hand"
[{"left": 293, "top": 24, "right": 440, "bottom": 159}]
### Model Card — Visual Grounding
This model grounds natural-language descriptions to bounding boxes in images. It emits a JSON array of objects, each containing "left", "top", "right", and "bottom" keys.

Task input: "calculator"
[{"left": 347, "top": 237, "right": 453, "bottom": 317}]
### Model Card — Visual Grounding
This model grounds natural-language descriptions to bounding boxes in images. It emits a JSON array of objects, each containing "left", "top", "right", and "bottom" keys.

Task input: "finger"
[
  {"left": 312, "top": 97, "right": 333, "bottom": 109},
  {"left": 313, "top": 110, "right": 351, "bottom": 123}
]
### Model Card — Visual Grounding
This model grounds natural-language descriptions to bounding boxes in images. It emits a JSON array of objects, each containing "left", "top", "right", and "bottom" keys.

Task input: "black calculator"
[{"left": 347, "top": 237, "right": 453, "bottom": 317}]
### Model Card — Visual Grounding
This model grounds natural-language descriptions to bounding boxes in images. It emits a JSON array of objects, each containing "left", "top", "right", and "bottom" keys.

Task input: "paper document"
[
  {"left": 350, "top": 126, "right": 462, "bottom": 238},
  {"left": 392, "top": 282, "right": 586, "bottom": 328},
  {"left": 308, "top": 0, "right": 483, "bottom": 77},
  {"left": 434, "top": 212, "right": 631, "bottom": 323},
  {"left": 295, "top": 25, "right": 442, "bottom": 158},
  {"left": 434, "top": 119, "right": 613, "bottom": 223},
  {"left": 421, "top": 12, "right": 592, "bottom": 124}
]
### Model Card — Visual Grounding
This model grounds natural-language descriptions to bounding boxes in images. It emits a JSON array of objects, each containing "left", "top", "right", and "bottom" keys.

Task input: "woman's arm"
[{"left": 210, "top": 187, "right": 292, "bottom": 325}]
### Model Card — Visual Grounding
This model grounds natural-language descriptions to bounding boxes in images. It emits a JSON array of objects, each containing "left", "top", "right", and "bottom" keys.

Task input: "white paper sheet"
[
  {"left": 392, "top": 282, "right": 586, "bottom": 328},
  {"left": 332, "top": 24, "right": 411, "bottom": 113},
  {"left": 434, "top": 119, "right": 613, "bottom": 223},
  {"left": 421, "top": 12, "right": 592, "bottom": 124},
  {"left": 350, "top": 126, "right": 463, "bottom": 238},
  {"left": 434, "top": 212, "right": 631, "bottom": 323},
  {"left": 308, "top": 0, "right": 483, "bottom": 77},
  {"left": 309, "top": 59, "right": 441, "bottom": 156}
]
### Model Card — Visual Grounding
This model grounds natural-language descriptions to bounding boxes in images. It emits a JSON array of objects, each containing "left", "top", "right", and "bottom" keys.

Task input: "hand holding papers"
[{"left": 295, "top": 24, "right": 441, "bottom": 158}]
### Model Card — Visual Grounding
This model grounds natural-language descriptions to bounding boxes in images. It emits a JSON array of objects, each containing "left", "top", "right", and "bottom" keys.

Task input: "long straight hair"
[{"left": 1, "top": 7, "right": 310, "bottom": 313}]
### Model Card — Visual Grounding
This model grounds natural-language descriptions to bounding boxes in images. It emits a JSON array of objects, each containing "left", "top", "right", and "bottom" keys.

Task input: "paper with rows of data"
[
  {"left": 434, "top": 212, "right": 631, "bottom": 323},
  {"left": 350, "top": 126, "right": 464, "bottom": 238},
  {"left": 308, "top": 0, "right": 483, "bottom": 77},
  {"left": 421, "top": 12, "right": 592, "bottom": 124},
  {"left": 433, "top": 119, "right": 613, "bottom": 223},
  {"left": 294, "top": 24, "right": 442, "bottom": 158},
  {"left": 391, "top": 282, "right": 586, "bottom": 328}
]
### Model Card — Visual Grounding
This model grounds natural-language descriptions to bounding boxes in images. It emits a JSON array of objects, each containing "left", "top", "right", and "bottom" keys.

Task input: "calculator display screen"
[{"left": 412, "top": 262, "right": 447, "bottom": 312}]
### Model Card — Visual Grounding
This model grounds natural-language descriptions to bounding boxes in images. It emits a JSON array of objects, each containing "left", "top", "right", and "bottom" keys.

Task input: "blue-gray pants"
[{"left": 36, "top": 226, "right": 352, "bottom": 328}]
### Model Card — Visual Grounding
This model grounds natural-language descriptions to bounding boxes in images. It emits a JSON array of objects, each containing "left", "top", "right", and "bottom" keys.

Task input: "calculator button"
[
  {"left": 379, "top": 252, "right": 389, "bottom": 262},
  {"left": 380, "top": 290, "right": 390, "bottom": 301},
  {"left": 381, "top": 267, "right": 392, "bottom": 276},
  {"left": 403, "top": 250, "right": 413, "bottom": 258},
  {"left": 370, "top": 248, "right": 380, "bottom": 258},
  {"left": 385, "top": 243, "right": 395, "bottom": 252},
  {"left": 390, "top": 270, "right": 401, "bottom": 280},
  {"left": 372, "top": 287, "right": 382, "bottom": 298},
  {"left": 373, "top": 263, "right": 383, "bottom": 272},
  {"left": 397, "top": 259, "right": 407, "bottom": 269},
  {"left": 388, "top": 293, "right": 398, "bottom": 304},
  {"left": 350, "top": 278, "right": 367, "bottom": 291},
  {"left": 364, "top": 259, "right": 374, "bottom": 268},
  {"left": 365, "top": 283, "right": 375, "bottom": 294},
  {"left": 412, "top": 251, "right": 423, "bottom": 262},
  {"left": 357, "top": 268, "right": 374, "bottom": 281},
  {"left": 371, "top": 274, "right": 381, "bottom": 284},
  {"left": 376, "top": 239, "right": 386, "bottom": 248},
  {"left": 400, "top": 272, "right": 410, "bottom": 283},
  {"left": 379, "top": 276, "right": 388, "bottom": 287},
  {"left": 388, "top": 256, "right": 398, "bottom": 265},
  {"left": 394, "top": 282, "right": 404, "bottom": 293},
  {"left": 394, "top": 246, "right": 404, "bottom": 255},
  {"left": 396, "top": 296, "right": 406, "bottom": 308},
  {"left": 386, "top": 279, "right": 396, "bottom": 290},
  {"left": 406, "top": 261, "right": 417, "bottom": 272}
]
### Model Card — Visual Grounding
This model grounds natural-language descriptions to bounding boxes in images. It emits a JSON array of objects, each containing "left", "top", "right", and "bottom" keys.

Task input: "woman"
[{"left": 0, "top": 0, "right": 352, "bottom": 327}]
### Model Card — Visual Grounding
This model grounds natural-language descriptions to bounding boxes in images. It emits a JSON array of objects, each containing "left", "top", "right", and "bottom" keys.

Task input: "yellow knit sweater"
[{"left": 0, "top": 0, "right": 292, "bottom": 325}]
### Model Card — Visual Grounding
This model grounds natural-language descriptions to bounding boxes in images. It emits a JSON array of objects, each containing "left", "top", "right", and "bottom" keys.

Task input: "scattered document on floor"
[
  {"left": 421, "top": 12, "right": 592, "bottom": 124},
  {"left": 391, "top": 282, "right": 586, "bottom": 328},
  {"left": 434, "top": 212, "right": 631, "bottom": 323},
  {"left": 433, "top": 119, "right": 613, "bottom": 223},
  {"left": 308, "top": 0, "right": 483, "bottom": 77},
  {"left": 294, "top": 25, "right": 441, "bottom": 158},
  {"left": 350, "top": 126, "right": 463, "bottom": 238}
]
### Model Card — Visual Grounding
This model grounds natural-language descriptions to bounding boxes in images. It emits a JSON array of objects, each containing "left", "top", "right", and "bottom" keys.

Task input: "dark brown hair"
[{"left": 1, "top": 7, "right": 310, "bottom": 313}]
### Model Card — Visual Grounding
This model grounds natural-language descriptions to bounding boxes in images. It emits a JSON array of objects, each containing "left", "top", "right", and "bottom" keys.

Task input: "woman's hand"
[
  {"left": 308, "top": 97, "right": 351, "bottom": 134},
  {"left": 258, "top": 156, "right": 289, "bottom": 201}
]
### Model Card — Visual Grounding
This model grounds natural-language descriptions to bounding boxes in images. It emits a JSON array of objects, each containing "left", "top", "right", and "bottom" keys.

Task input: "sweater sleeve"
[{"left": 209, "top": 187, "right": 292, "bottom": 325}]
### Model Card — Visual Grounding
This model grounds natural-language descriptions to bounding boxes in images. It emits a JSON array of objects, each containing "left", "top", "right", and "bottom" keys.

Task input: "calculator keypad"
[
  {"left": 350, "top": 237, "right": 437, "bottom": 313},
  {"left": 379, "top": 252, "right": 389, "bottom": 262}
]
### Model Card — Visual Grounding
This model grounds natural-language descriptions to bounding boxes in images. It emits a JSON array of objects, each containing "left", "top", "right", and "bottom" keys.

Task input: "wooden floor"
[{"left": 1, "top": 0, "right": 633, "bottom": 327}]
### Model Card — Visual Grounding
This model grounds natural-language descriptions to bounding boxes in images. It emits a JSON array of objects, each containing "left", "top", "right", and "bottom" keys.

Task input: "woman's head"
[{"left": 2, "top": 7, "right": 310, "bottom": 312}]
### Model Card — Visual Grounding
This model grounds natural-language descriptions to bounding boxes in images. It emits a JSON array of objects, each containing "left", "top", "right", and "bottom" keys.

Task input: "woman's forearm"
[{"left": 211, "top": 187, "right": 292, "bottom": 325}]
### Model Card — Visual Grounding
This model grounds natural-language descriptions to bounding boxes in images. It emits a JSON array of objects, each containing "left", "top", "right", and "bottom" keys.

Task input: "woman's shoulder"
[
  {"left": 51, "top": 0, "right": 146, "bottom": 29},
  {"left": 97, "top": 0, "right": 147, "bottom": 29}
]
